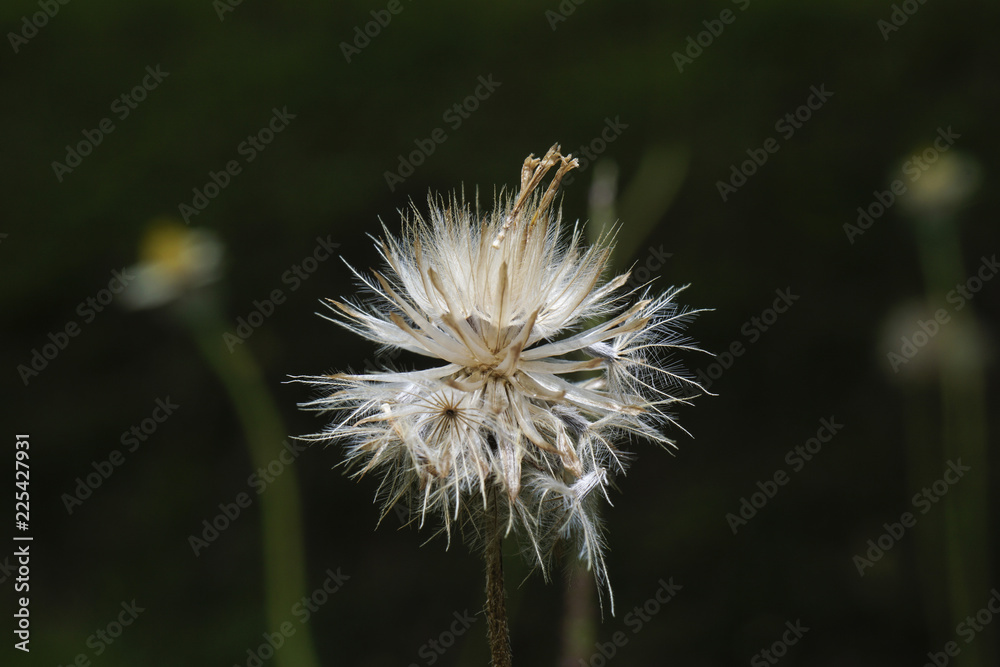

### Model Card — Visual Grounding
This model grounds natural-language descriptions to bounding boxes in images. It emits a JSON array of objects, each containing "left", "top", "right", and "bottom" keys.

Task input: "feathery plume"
[{"left": 295, "top": 145, "right": 707, "bottom": 621}]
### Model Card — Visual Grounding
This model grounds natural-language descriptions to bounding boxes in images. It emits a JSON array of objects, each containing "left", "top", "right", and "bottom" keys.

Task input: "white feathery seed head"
[{"left": 295, "top": 145, "right": 707, "bottom": 611}]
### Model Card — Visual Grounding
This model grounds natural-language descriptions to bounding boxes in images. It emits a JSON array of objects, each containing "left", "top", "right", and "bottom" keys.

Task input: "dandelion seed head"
[{"left": 296, "top": 145, "right": 707, "bottom": 608}]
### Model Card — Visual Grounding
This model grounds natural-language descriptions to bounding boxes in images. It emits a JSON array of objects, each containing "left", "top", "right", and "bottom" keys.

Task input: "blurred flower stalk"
[
  {"left": 889, "top": 151, "right": 992, "bottom": 666},
  {"left": 125, "top": 220, "right": 319, "bottom": 667},
  {"left": 556, "top": 145, "right": 692, "bottom": 667}
]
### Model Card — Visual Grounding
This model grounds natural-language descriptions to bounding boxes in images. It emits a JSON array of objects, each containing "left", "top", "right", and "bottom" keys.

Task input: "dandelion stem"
[{"left": 485, "top": 487, "right": 512, "bottom": 667}]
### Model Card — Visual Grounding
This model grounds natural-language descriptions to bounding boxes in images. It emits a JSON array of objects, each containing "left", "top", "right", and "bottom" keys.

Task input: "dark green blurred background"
[{"left": 3, "top": 1, "right": 998, "bottom": 665}]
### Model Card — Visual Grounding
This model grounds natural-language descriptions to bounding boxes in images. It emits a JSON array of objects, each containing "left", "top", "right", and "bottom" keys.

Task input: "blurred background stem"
[
  {"left": 556, "top": 146, "right": 689, "bottom": 665},
  {"left": 909, "top": 205, "right": 992, "bottom": 666},
  {"left": 182, "top": 300, "right": 320, "bottom": 667}
]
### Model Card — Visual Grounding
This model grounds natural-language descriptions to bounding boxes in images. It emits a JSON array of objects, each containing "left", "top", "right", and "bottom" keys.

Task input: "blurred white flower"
[
  {"left": 900, "top": 151, "right": 981, "bottom": 220},
  {"left": 296, "top": 146, "right": 706, "bottom": 604},
  {"left": 880, "top": 300, "right": 991, "bottom": 382},
  {"left": 122, "top": 220, "right": 224, "bottom": 310}
]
